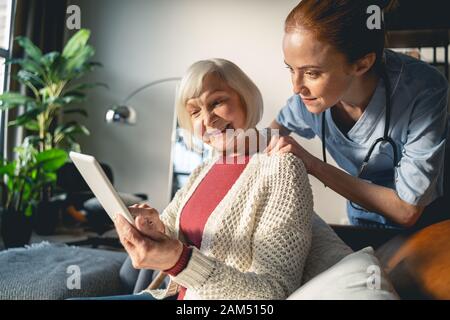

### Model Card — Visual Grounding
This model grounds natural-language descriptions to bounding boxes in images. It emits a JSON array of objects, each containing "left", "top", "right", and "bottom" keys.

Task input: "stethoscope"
[{"left": 321, "top": 64, "right": 399, "bottom": 212}]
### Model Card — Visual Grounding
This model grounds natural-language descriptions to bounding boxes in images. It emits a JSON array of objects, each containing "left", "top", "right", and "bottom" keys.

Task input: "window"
[
  {"left": 0, "top": 0, "right": 15, "bottom": 157},
  {"left": 0, "top": 0, "right": 14, "bottom": 92},
  {"left": 170, "top": 124, "right": 211, "bottom": 199}
]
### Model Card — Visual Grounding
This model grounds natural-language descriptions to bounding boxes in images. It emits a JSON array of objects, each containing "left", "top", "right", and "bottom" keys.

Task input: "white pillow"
[{"left": 289, "top": 247, "right": 399, "bottom": 300}]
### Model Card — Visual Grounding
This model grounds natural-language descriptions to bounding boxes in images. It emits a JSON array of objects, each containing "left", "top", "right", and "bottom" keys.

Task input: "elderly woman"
[{"left": 88, "top": 59, "right": 313, "bottom": 300}]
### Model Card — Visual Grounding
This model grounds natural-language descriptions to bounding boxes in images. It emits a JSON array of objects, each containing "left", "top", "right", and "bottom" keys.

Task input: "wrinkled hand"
[
  {"left": 128, "top": 203, "right": 165, "bottom": 235},
  {"left": 263, "top": 135, "right": 316, "bottom": 173},
  {"left": 114, "top": 213, "right": 183, "bottom": 271}
]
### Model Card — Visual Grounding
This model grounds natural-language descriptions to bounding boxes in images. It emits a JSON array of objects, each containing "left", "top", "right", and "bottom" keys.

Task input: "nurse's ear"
[{"left": 352, "top": 52, "right": 377, "bottom": 76}]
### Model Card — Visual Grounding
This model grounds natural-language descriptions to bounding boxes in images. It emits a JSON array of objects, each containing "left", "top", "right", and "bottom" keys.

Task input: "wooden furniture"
[{"left": 376, "top": 220, "right": 450, "bottom": 299}]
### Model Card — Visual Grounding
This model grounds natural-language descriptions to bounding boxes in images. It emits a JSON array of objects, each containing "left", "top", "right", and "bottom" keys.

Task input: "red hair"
[{"left": 285, "top": 0, "right": 398, "bottom": 73}]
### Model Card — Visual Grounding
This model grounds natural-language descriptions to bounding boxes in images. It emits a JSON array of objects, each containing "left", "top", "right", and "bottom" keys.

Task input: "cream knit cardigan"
[{"left": 144, "top": 152, "right": 314, "bottom": 300}]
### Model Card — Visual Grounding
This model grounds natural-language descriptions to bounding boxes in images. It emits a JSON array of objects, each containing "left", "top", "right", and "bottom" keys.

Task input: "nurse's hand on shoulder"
[
  {"left": 114, "top": 214, "right": 183, "bottom": 270},
  {"left": 264, "top": 135, "right": 317, "bottom": 173}
]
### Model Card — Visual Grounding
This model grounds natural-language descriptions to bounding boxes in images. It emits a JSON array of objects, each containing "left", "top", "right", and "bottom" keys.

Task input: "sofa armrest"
[
  {"left": 330, "top": 224, "right": 401, "bottom": 251},
  {"left": 375, "top": 219, "right": 450, "bottom": 300}
]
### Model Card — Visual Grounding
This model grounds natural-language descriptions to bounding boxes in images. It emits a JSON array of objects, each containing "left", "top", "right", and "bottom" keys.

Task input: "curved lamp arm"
[
  {"left": 121, "top": 77, "right": 181, "bottom": 104},
  {"left": 106, "top": 77, "right": 181, "bottom": 125}
]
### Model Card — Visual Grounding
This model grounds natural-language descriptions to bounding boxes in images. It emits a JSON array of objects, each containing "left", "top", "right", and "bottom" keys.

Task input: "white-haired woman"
[{"left": 80, "top": 59, "right": 314, "bottom": 300}]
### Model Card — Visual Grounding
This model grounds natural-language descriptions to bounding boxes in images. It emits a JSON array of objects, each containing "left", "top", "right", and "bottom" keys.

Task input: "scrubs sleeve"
[
  {"left": 275, "top": 95, "right": 316, "bottom": 139},
  {"left": 395, "top": 84, "right": 449, "bottom": 206}
]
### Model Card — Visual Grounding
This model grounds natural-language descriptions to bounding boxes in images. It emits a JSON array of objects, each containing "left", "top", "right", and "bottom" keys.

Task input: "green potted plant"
[
  {"left": 0, "top": 142, "right": 67, "bottom": 248},
  {"left": 0, "top": 28, "right": 106, "bottom": 152},
  {"left": 0, "top": 28, "right": 105, "bottom": 238}
]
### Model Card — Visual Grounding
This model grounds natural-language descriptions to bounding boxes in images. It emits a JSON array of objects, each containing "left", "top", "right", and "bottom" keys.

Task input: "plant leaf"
[
  {"left": 75, "top": 61, "right": 102, "bottom": 77},
  {"left": 17, "top": 58, "right": 45, "bottom": 76},
  {"left": 8, "top": 107, "right": 43, "bottom": 127},
  {"left": 35, "top": 149, "right": 68, "bottom": 171},
  {"left": 23, "top": 135, "right": 43, "bottom": 147},
  {"left": 15, "top": 70, "right": 45, "bottom": 87},
  {"left": 65, "top": 81, "right": 108, "bottom": 92},
  {"left": 63, "top": 108, "right": 88, "bottom": 117},
  {"left": 16, "top": 36, "right": 43, "bottom": 62},
  {"left": 62, "top": 123, "right": 90, "bottom": 136},
  {"left": 25, "top": 204, "right": 33, "bottom": 217},
  {"left": 50, "top": 93, "right": 86, "bottom": 106},
  {"left": 0, "top": 162, "right": 15, "bottom": 176},
  {"left": 24, "top": 120, "right": 40, "bottom": 131},
  {"left": 4, "top": 57, "right": 23, "bottom": 65},
  {"left": 63, "top": 45, "right": 95, "bottom": 76},
  {"left": 40, "top": 51, "right": 60, "bottom": 68},
  {"left": 62, "top": 29, "right": 91, "bottom": 59},
  {"left": 0, "top": 93, "right": 33, "bottom": 109}
]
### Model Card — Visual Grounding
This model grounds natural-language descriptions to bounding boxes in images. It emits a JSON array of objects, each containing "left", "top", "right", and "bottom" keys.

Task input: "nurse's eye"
[
  {"left": 285, "top": 66, "right": 294, "bottom": 74},
  {"left": 305, "top": 71, "right": 320, "bottom": 79}
]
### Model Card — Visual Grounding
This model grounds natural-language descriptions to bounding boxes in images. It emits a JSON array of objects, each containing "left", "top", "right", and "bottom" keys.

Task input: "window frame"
[{"left": 0, "top": 0, "right": 16, "bottom": 159}]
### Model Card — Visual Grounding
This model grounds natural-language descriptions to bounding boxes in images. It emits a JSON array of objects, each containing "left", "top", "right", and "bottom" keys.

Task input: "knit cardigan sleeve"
[{"left": 171, "top": 153, "right": 314, "bottom": 299}]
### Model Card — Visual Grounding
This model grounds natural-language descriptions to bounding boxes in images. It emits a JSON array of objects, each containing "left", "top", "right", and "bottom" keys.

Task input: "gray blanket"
[{"left": 0, "top": 242, "right": 127, "bottom": 300}]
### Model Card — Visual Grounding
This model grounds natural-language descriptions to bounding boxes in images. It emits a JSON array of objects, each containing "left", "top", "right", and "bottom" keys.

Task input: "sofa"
[
  {"left": 121, "top": 214, "right": 450, "bottom": 300},
  {"left": 328, "top": 219, "right": 450, "bottom": 299},
  {"left": 1, "top": 213, "right": 448, "bottom": 300}
]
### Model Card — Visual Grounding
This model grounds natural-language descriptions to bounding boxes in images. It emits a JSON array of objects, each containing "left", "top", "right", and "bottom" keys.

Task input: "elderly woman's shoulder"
[{"left": 253, "top": 152, "right": 308, "bottom": 178}]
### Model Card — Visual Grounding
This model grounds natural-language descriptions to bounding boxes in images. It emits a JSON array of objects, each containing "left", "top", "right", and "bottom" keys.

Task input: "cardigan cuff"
[
  {"left": 164, "top": 244, "right": 192, "bottom": 276},
  {"left": 170, "top": 247, "right": 216, "bottom": 289}
]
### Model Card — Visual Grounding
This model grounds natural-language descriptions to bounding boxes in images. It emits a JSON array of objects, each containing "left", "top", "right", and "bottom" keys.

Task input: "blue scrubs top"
[{"left": 276, "top": 49, "right": 449, "bottom": 229}]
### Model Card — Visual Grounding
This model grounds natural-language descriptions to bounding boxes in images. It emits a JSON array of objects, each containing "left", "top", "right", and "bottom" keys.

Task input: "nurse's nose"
[{"left": 292, "top": 73, "right": 308, "bottom": 95}]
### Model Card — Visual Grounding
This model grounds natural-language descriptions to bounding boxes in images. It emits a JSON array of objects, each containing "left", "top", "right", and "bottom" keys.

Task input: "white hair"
[{"left": 175, "top": 59, "right": 263, "bottom": 142}]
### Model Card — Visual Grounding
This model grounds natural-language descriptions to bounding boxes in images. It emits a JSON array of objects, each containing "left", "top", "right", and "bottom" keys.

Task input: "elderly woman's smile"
[{"left": 185, "top": 72, "right": 248, "bottom": 152}]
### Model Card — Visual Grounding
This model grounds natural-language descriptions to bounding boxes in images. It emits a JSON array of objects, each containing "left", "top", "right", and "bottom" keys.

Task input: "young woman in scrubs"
[{"left": 266, "top": 0, "right": 449, "bottom": 230}]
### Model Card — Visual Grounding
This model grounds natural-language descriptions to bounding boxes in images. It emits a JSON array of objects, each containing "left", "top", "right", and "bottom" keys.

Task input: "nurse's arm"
[
  {"left": 267, "top": 120, "right": 424, "bottom": 228},
  {"left": 269, "top": 120, "right": 291, "bottom": 137},
  {"left": 309, "top": 159, "right": 425, "bottom": 228}
]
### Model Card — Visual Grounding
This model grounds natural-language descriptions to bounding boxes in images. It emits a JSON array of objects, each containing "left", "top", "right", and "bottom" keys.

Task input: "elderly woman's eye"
[
  {"left": 212, "top": 100, "right": 223, "bottom": 107},
  {"left": 190, "top": 110, "right": 200, "bottom": 117}
]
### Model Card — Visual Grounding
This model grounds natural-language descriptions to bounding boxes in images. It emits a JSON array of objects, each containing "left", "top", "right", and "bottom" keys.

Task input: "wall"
[{"left": 65, "top": 0, "right": 368, "bottom": 223}]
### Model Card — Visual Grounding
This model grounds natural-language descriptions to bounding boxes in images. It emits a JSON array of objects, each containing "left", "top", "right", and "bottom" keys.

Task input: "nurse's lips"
[{"left": 301, "top": 96, "right": 317, "bottom": 105}]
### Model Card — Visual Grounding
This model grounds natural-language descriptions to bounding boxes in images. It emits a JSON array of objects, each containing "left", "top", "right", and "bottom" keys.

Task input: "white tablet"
[{"left": 69, "top": 151, "right": 135, "bottom": 225}]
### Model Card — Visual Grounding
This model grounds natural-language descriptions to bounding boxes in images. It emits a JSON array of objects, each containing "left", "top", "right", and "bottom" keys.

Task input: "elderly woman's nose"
[{"left": 203, "top": 111, "right": 218, "bottom": 127}]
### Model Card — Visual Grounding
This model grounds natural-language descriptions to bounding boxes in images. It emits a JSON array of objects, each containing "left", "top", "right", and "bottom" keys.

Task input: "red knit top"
[{"left": 164, "top": 155, "right": 250, "bottom": 299}]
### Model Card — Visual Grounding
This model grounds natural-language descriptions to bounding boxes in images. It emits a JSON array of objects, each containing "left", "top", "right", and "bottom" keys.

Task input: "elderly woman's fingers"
[
  {"left": 134, "top": 215, "right": 155, "bottom": 236},
  {"left": 138, "top": 203, "right": 151, "bottom": 209},
  {"left": 128, "top": 207, "right": 156, "bottom": 219},
  {"left": 135, "top": 215, "right": 167, "bottom": 240},
  {"left": 125, "top": 206, "right": 165, "bottom": 234},
  {"left": 115, "top": 214, "right": 143, "bottom": 246}
]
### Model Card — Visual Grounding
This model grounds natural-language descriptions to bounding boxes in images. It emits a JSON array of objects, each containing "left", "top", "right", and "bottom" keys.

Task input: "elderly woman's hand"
[
  {"left": 114, "top": 214, "right": 183, "bottom": 270},
  {"left": 128, "top": 203, "right": 165, "bottom": 234},
  {"left": 264, "top": 135, "right": 316, "bottom": 174}
]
